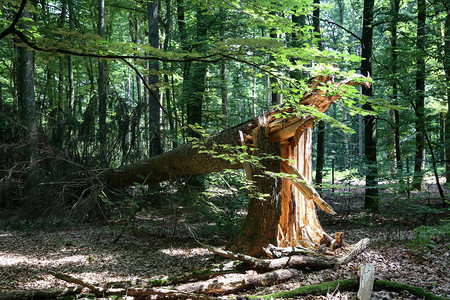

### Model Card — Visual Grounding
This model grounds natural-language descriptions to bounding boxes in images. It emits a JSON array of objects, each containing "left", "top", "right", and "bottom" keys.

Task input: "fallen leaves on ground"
[{"left": 0, "top": 222, "right": 448, "bottom": 299}]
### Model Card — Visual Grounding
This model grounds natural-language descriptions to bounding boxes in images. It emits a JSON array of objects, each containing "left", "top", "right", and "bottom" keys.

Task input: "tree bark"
[
  {"left": 54, "top": 1, "right": 66, "bottom": 148},
  {"left": 248, "top": 278, "right": 447, "bottom": 300},
  {"left": 313, "top": 0, "right": 325, "bottom": 191},
  {"left": 67, "top": 0, "right": 75, "bottom": 155},
  {"left": 361, "top": 0, "right": 379, "bottom": 211},
  {"left": 97, "top": 0, "right": 107, "bottom": 165},
  {"left": 103, "top": 119, "right": 252, "bottom": 187},
  {"left": 185, "top": 6, "right": 208, "bottom": 135},
  {"left": 221, "top": 59, "right": 228, "bottom": 128},
  {"left": 390, "top": 0, "right": 402, "bottom": 174},
  {"left": 227, "top": 126, "right": 283, "bottom": 256},
  {"left": 175, "top": 269, "right": 301, "bottom": 295},
  {"left": 18, "top": 10, "right": 39, "bottom": 188},
  {"left": 444, "top": 4, "right": 450, "bottom": 184},
  {"left": 413, "top": 0, "right": 426, "bottom": 190},
  {"left": 148, "top": 0, "right": 161, "bottom": 157},
  {"left": 213, "top": 238, "right": 370, "bottom": 271},
  {"left": 0, "top": 82, "right": 3, "bottom": 112}
]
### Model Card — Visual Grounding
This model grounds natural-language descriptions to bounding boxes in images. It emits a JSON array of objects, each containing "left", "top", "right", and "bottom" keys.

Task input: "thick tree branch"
[{"left": 0, "top": 0, "right": 28, "bottom": 40}]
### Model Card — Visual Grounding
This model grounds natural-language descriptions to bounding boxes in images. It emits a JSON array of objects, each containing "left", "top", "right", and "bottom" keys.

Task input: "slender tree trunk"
[
  {"left": 221, "top": 60, "right": 228, "bottom": 128},
  {"left": 67, "top": 0, "right": 75, "bottom": 155},
  {"left": 444, "top": 5, "right": 450, "bottom": 184},
  {"left": 312, "top": 0, "right": 325, "bottom": 190},
  {"left": 128, "top": 16, "right": 142, "bottom": 160},
  {"left": 269, "top": 26, "right": 280, "bottom": 105},
  {"left": 177, "top": 0, "right": 191, "bottom": 142},
  {"left": 148, "top": 0, "right": 161, "bottom": 157},
  {"left": 413, "top": 0, "right": 426, "bottom": 190},
  {"left": 162, "top": 0, "right": 177, "bottom": 150},
  {"left": 0, "top": 83, "right": 3, "bottom": 113},
  {"left": 361, "top": 0, "right": 379, "bottom": 211},
  {"left": 12, "top": 38, "right": 18, "bottom": 110},
  {"left": 252, "top": 74, "right": 257, "bottom": 117},
  {"left": 440, "top": 113, "right": 444, "bottom": 163},
  {"left": 97, "top": 0, "right": 107, "bottom": 165},
  {"left": 391, "top": 0, "right": 403, "bottom": 173}
]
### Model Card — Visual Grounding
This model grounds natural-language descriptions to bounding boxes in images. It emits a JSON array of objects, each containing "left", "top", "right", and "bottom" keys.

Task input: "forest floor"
[{"left": 0, "top": 183, "right": 449, "bottom": 299}]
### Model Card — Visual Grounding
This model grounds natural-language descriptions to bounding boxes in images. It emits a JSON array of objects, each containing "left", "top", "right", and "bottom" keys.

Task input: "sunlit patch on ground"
[
  {"left": 0, "top": 219, "right": 447, "bottom": 299},
  {"left": 159, "top": 247, "right": 211, "bottom": 257}
]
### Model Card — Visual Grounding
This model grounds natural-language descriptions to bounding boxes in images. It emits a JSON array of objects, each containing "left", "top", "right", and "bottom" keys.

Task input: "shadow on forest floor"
[{"left": 0, "top": 180, "right": 448, "bottom": 299}]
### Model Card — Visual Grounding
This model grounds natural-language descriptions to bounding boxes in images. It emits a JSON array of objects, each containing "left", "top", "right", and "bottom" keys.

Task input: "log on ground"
[
  {"left": 247, "top": 278, "right": 448, "bottom": 300},
  {"left": 213, "top": 238, "right": 370, "bottom": 272}
]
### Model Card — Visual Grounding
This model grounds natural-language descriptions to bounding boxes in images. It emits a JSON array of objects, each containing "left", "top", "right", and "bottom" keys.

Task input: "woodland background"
[{"left": 0, "top": 0, "right": 449, "bottom": 298}]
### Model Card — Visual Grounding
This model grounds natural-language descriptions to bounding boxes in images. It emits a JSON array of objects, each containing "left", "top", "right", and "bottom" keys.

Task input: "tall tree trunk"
[
  {"left": 97, "top": 0, "right": 107, "bottom": 165},
  {"left": 176, "top": 0, "right": 191, "bottom": 143},
  {"left": 444, "top": 4, "right": 450, "bottom": 184},
  {"left": 269, "top": 31, "right": 280, "bottom": 106},
  {"left": 0, "top": 82, "right": 3, "bottom": 113},
  {"left": 162, "top": 0, "right": 177, "bottom": 150},
  {"left": 12, "top": 38, "right": 18, "bottom": 111},
  {"left": 128, "top": 16, "right": 142, "bottom": 160},
  {"left": 184, "top": 6, "right": 207, "bottom": 133},
  {"left": 148, "top": 0, "right": 161, "bottom": 157},
  {"left": 391, "top": 0, "right": 402, "bottom": 173},
  {"left": 67, "top": 0, "right": 76, "bottom": 156},
  {"left": 313, "top": 0, "right": 325, "bottom": 191},
  {"left": 221, "top": 60, "right": 228, "bottom": 128},
  {"left": 18, "top": 11, "right": 39, "bottom": 188},
  {"left": 413, "top": 0, "right": 426, "bottom": 190},
  {"left": 361, "top": 0, "right": 379, "bottom": 211}
]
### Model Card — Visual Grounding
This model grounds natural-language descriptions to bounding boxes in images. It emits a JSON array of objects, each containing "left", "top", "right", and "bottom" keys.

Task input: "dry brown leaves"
[{"left": 0, "top": 223, "right": 448, "bottom": 299}]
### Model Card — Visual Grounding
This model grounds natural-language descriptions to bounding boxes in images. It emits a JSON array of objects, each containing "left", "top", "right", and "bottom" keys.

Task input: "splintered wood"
[
  {"left": 260, "top": 75, "right": 358, "bottom": 252},
  {"left": 276, "top": 127, "right": 330, "bottom": 250}
]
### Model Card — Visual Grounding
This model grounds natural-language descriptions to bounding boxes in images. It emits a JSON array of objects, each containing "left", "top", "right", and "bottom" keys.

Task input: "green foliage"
[
  {"left": 410, "top": 220, "right": 450, "bottom": 254},
  {"left": 0, "top": 0, "right": 448, "bottom": 222},
  {"left": 197, "top": 170, "right": 250, "bottom": 236}
]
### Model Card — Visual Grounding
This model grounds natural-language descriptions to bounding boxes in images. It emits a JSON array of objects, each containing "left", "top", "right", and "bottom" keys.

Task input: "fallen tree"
[
  {"left": 5, "top": 270, "right": 445, "bottom": 300},
  {"left": 97, "top": 75, "right": 370, "bottom": 257},
  {"left": 247, "top": 279, "right": 448, "bottom": 300},
  {"left": 41, "top": 258, "right": 447, "bottom": 300}
]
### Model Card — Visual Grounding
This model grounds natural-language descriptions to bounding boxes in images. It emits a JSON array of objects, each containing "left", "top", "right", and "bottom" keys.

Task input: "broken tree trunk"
[{"left": 102, "top": 75, "right": 370, "bottom": 256}]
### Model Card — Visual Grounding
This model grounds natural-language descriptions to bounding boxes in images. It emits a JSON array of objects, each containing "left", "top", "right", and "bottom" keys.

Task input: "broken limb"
[{"left": 212, "top": 238, "right": 370, "bottom": 272}]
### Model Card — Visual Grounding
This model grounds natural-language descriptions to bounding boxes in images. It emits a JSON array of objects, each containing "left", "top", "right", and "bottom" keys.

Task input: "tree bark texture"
[
  {"left": 313, "top": 0, "right": 325, "bottom": 191},
  {"left": 18, "top": 10, "right": 39, "bottom": 187},
  {"left": 315, "top": 121, "right": 325, "bottom": 190},
  {"left": 390, "top": 0, "right": 402, "bottom": 173},
  {"left": 361, "top": 0, "right": 379, "bottom": 211},
  {"left": 185, "top": 6, "right": 208, "bottom": 133},
  {"left": 444, "top": 7, "right": 450, "bottom": 184},
  {"left": 103, "top": 119, "right": 257, "bottom": 187},
  {"left": 413, "top": 0, "right": 426, "bottom": 190},
  {"left": 214, "top": 238, "right": 370, "bottom": 271},
  {"left": 148, "top": 0, "right": 162, "bottom": 157},
  {"left": 227, "top": 126, "right": 283, "bottom": 256},
  {"left": 97, "top": 0, "right": 107, "bottom": 164}
]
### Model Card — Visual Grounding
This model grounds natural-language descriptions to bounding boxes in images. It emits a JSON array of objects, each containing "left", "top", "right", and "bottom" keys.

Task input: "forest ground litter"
[{"left": 0, "top": 185, "right": 448, "bottom": 299}]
